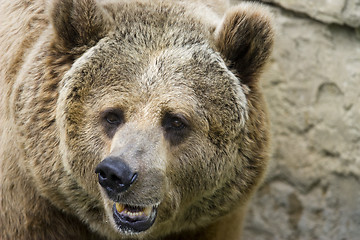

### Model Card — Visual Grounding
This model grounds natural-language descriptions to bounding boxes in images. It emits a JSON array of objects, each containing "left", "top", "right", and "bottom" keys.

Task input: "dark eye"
[
  {"left": 168, "top": 117, "right": 185, "bottom": 130},
  {"left": 105, "top": 112, "right": 122, "bottom": 125},
  {"left": 101, "top": 109, "right": 124, "bottom": 138},
  {"left": 162, "top": 113, "right": 190, "bottom": 145}
]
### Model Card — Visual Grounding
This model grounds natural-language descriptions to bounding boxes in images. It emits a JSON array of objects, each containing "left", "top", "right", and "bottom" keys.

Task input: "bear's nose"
[{"left": 95, "top": 157, "right": 137, "bottom": 195}]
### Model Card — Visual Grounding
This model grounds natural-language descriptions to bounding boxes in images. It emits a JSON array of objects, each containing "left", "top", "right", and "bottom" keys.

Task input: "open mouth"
[{"left": 112, "top": 203, "right": 158, "bottom": 233}]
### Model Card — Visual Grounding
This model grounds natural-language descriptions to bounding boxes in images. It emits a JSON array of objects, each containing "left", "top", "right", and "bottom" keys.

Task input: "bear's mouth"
[{"left": 112, "top": 202, "right": 158, "bottom": 233}]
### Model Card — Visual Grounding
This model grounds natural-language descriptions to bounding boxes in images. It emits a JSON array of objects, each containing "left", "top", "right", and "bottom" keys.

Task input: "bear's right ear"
[
  {"left": 49, "top": 0, "right": 111, "bottom": 50},
  {"left": 214, "top": 3, "right": 274, "bottom": 87}
]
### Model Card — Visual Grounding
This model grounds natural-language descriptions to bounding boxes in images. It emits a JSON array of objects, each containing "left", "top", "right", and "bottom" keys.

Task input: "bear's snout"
[{"left": 95, "top": 157, "right": 138, "bottom": 197}]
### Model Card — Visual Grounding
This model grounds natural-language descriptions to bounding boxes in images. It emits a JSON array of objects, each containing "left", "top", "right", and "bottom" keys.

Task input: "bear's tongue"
[{"left": 115, "top": 203, "right": 152, "bottom": 222}]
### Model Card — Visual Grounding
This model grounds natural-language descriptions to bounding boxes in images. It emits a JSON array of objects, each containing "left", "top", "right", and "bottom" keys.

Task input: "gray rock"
[{"left": 259, "top": 0, "right": 360, "bottom": 28}]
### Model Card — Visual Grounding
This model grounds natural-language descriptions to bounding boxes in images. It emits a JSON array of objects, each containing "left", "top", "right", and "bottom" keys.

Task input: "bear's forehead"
[
  {"left": 72, "top": 0, "right": 229, "bottom": 93},
  {"left": 73, "top": 37, "right": 237, "bottom": 103}
]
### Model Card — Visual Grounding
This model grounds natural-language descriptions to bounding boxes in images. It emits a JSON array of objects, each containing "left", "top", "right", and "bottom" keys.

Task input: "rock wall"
[{"left": 230, "top": 1, "right": 360, "bottom": 239}]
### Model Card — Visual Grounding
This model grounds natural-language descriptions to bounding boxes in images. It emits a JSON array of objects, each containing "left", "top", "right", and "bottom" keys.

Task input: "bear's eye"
[
  {"left": 105, "top": 112, "right": 122, "bottom": 125},
  {"left": 162, "top": 113, "right": 190, "bottom": 145},
  {"left": 101, "top": 109, "right": 124, "bottom": 138},
  {"left": 168, "top": 117, "right": 185, "bottom": 130}
]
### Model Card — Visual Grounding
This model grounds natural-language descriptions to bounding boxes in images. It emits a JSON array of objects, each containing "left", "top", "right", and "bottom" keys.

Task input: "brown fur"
[{"left": 0, "top": 0, "right": 273, "bottom": 239}]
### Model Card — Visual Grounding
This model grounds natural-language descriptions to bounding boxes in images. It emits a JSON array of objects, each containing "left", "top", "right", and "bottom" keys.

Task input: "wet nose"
[{"left": 95, "top": 156, "right": 137, "bottom": 194}]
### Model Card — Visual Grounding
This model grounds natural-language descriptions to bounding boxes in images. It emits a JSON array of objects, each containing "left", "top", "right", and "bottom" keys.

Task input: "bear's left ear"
[
  {"left": 214, "top": 3, "right": 274, "bottom": 86},
  {"left": 49, "top": 0, "right": 112, "bottom": 50}
]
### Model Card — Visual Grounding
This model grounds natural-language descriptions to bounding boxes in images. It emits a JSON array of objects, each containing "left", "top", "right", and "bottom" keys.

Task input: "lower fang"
[
  {"left": 143, "top": 206, "right": 152, "bottom": 216},
  {"left": 116, "top": 203, "right": 125, "bottom": 213}
]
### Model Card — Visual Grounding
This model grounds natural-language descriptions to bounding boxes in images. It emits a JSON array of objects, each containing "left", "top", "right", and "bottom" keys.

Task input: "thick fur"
[{"left": 0, "top": 0, "right": 273, "bottom": 239}]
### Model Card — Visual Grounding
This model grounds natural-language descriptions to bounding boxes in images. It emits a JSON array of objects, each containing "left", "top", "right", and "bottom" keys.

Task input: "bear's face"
[
  {"left": 58, "top": 37, "right": 247, "bottom": 234},
  {"left": 52, "top": 0, "right": 273, "bottom": 238}
]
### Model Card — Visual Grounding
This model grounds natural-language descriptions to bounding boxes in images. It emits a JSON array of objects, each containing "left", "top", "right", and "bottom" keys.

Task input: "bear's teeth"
[
  {"left": 143, "top": 206, "right": 152, "bottom": 216},
  {"left": 116, "top": 203, "right": 125, "bottom": 213},
  {"left": 115, "top": 203, "right": 153, "bottom": 217}
]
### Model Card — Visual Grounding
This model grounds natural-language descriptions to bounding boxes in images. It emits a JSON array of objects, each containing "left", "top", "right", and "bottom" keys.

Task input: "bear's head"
[{"left": 50, "top": 0, "right": 273, "bottom": 238}]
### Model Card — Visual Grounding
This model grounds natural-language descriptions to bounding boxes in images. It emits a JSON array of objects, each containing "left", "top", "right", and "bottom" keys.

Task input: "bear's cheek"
[
  {"left": 62, "top": 123, "right": 110, "bottom": 196},
  {"left": 164, "top": 136, "right": 222, "bottom": 198}
]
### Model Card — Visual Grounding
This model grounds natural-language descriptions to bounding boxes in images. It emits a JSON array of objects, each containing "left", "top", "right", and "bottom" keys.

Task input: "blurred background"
[{"left": 230, "top": 0, "right": 360, "bottom": 239}]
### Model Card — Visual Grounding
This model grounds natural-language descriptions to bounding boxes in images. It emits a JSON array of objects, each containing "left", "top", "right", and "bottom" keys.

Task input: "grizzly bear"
[{"left": 0, "top": 0, "right": 273, "bottom": 239}]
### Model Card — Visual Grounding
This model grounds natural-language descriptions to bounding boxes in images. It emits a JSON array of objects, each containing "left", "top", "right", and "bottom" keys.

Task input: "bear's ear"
[
  {"left": 214, "top": 3, "right": 274, "bottom": 86},
  {"left": 49, "top": 0, "right": 111, "bottom": 49}
]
